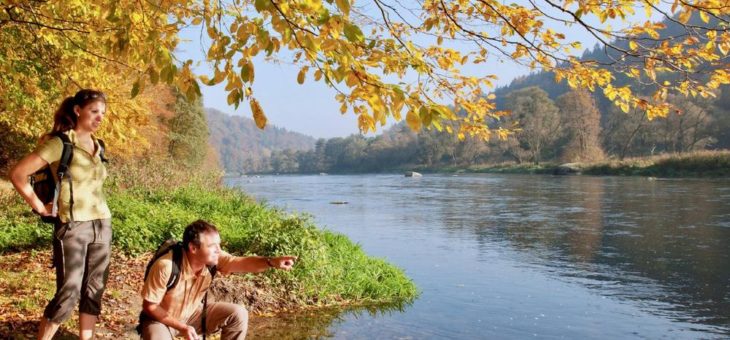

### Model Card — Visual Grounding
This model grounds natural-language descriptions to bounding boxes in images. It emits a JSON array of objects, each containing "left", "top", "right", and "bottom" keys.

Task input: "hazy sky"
[
  {"left": 176, "top": 4, "right": 663, "bottom": 139},
  {"left": 178, "top": 29, "right": 533, "bottom": 138}
]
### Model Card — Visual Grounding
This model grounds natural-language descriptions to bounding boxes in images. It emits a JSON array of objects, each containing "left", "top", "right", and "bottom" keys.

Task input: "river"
[{"left": 226, "top": 174, "right": 730, "bottom": 339}]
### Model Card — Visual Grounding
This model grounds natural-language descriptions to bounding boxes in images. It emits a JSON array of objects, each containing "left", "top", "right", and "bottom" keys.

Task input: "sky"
[
  {"left": 177, "top": 28, "right": 534, "bottom": 138},
  {"left": 176, "top": 2, "right": 665, "bottom": 139}
]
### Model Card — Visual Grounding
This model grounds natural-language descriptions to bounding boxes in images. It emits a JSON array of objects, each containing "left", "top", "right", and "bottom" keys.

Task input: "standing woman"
[{"left": 10, "top": 89, "right": 112, "bottom": 340}]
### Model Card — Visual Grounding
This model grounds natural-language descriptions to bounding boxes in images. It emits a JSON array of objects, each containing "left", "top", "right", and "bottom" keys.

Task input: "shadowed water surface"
[{"left": 227, "top": 174, "right": 730, "bottom": 339}]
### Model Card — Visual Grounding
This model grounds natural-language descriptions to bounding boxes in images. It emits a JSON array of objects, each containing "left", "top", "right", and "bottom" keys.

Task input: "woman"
[{"left": 10, "top": 89, "right": 112, "bottom": 340}]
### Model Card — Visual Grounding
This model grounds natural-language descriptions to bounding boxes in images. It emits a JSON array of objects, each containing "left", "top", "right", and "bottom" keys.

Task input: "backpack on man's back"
[{"left": 136, "top": 239, "right": 218, "bottom": 337}]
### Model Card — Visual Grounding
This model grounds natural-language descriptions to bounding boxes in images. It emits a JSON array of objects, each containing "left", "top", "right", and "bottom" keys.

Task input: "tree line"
[{"left": 238, "top": 84, "right": 729, "bottom": 174}]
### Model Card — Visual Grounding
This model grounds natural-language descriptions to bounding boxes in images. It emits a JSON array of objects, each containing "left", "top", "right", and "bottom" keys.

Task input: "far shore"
[{"left": 225, "top": 151, "right": 730, "bottom": 178}]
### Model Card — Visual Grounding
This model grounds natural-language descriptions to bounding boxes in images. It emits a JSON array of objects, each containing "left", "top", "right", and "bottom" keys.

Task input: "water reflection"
[
  {"left": 229, "top": 174, "right": 730, "bottom": 338},
  {"left": 490, "top": 178, "right": 730, "bottom": 327},
  {"left": 453, "top": 176, "right": 730, "bottom": 331},
  {"left": 249, "top": 302, "right": 411, "bottom": 339}
]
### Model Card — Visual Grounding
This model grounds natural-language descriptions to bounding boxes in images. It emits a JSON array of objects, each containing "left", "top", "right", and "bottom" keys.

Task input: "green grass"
[
  {"left": 468, "top": 163, "right": 556, "bottom": 174},
  {"left": 414, "top": 162, "right": 556, "bottom": 175},
  {"left": 406, "top": 162, "right": 557, "bottom": 174},
  {"left": 582, "top": 151, "right": 730, "bottom": 177},
  {"left": 0, "top": 184, "right": 418, "bottom": 306},
  {"left": 406, "top": 151, "right": 730, "bottom": 177}
]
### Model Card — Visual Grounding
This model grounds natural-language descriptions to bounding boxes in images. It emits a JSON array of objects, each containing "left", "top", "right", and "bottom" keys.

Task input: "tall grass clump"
[
  {"left": 583, "top": 151, "right": 730, "bottom": 177},
  {"left": 647, "top": 151, "right": 730, "bottom": 177}
]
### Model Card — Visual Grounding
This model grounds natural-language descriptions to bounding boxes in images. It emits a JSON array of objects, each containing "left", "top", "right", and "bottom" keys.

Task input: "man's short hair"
[{"left": 182, "top": 220, "right": 219, "bottom": 251}]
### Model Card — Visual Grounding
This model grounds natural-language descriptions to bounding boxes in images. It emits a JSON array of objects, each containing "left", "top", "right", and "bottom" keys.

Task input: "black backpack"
[
  {"left": 136, "top": 239, "right": 218, "bottom": 338},
  {"left": 30, "top": 132, "right": 107, "bottom": 223}
]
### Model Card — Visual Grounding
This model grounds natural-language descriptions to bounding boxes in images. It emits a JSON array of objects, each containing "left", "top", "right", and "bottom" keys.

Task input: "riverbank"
[
  {"left": 412, "top": 151, "right": 730, "bottom": 177},
  {"left": 231, "top": 151, "right": 730, "bottom": 178},
  {"left": 0, "top": 180, "right": 417, "bottom": 337}
]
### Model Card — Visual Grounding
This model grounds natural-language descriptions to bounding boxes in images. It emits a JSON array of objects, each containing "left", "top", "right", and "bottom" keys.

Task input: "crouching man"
[{"left": 139, "top": 220, "right": 297, "bottom": 340}]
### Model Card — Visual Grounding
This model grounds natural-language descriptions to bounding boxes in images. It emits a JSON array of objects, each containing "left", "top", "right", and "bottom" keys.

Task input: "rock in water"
[{"left": 405, "top": 171, "right": 422, "bottom": 177}]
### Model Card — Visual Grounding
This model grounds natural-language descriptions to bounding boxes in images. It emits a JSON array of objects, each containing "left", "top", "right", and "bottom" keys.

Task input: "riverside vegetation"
[
  {"left": 430, "top": 150, "right": 730, "bottom": 177},
  {"left": 0, "top": 157, "right": 418, "bottom": 337}
]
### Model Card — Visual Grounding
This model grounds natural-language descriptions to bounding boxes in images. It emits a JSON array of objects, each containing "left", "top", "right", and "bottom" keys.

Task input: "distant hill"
[
  {"left": 206, "top": 108, "right": 316, "bottom": 174},
  {"left": 492, "top": 13, "right": 726, "bottom": 114}
]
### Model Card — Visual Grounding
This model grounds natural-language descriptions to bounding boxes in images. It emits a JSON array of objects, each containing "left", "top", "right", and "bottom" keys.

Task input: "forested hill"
[
  {"left": 491, "top": 13, "right": 727, "bottom": 113},
  {"left": 206, "top": 108, "right": 316, "bottom": 174}
]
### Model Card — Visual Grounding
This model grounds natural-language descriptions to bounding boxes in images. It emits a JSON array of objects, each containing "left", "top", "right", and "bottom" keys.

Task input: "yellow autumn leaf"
[
  {"left": 619, "top": 101, "right": 630, "bottom": 113},
  {"left": 406, "top": 109, "right": 421, "bottom": 131},
  {"left": 358, "top": 113, "right": 375, "bottom": 133},
  {"left": 719, "top": 43, "right": 730, "bottom": 56},
  {"left": 699, "top": 11, "right": 709, "bottom": 24},
  {"left": 227, "top": 90, "right": 238, "bottom": 105},
  {"left": 678, "top": 10, "right": 692, "bottom": 24},
  {"left": 250, "top": 98, "right": 267, "bottom": 129},
  {"left": 297, "top": 66, "right": 308, "bottom": 84}
]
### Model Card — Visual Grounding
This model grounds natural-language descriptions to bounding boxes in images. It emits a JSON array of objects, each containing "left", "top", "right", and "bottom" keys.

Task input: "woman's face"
[{"left": 74, "top": 100, "right": 106, "bottom": 133}]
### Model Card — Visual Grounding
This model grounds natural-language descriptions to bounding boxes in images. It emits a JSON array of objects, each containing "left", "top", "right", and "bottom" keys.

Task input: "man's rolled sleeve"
[
  {"left": 141, "top": 258, "right": 172, "bottom": 304},
  {"left": 215, "top": 251, "right": 236, "bottom": 275}
]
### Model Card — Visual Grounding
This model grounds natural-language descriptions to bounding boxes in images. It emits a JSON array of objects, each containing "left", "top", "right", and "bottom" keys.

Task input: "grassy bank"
[
  {"left": 111, "top": 185, "right": 418, "bottom": 304},
  {"left": 429, "top": 163, "right": 555, "bottom": 175},
  {"left": 580, "top": 151, "right": 730, "bottom": 177},
  {"left": 0, "top": 177, "right": 418, "bottom": 336},
  {"left": 411, "top": 151, "right": 730, "bottom": 177}
]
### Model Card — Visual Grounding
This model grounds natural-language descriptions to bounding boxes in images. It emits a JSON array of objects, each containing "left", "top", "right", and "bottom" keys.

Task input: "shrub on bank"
[{"left": 583, "top": 151, "right": 730, "bottom": 177}]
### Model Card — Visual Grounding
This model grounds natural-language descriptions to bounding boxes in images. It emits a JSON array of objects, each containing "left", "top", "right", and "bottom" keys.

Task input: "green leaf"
[
  {"left": 131, "top": 81, "right": 140, "bottom": 98},
  {"left": 419, "top": 106, "right": 432, "bottom": 126},
  {"left": 317, "top": 10, "right": 332, "bottom": 25},
  {"left": 240, "top": 62, "right": 252, "bottom": 83},
  {"left": 148, "top": 68, "right": 159, "bottom": 85},
  {"left": 336, "top": 0, "right": 351, "bottom": 16},
  {"left": 343, "top": 23, "right": 364, "bottom": 43},
  {"left": 254, "top": 0, "right": 270, "bottom": 12}
]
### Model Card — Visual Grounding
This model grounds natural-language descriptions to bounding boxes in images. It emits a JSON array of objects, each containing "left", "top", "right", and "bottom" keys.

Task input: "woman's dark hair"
[
  {"left": 51, "top": 89, "right": 107, "bottom": 133},
  {"left": 182, "top": 220, "right": 219, "bottom": 251}
]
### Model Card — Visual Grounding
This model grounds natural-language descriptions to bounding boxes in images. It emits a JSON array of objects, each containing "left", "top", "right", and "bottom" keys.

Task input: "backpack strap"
[
  {"left": 97, "top": 138, "right": 109, "bottom": 163},
  {"left": 168, "top": 243, "right": 183, "bottom": 290},
  {"left": 202, "top": 290, "right": 209, "bottom": 340},
  {"left": 142, "top": 241, "right": 183, "bottom": 290},
  {"left": 52, "top": 132, "right": 74, "bottom": 221},
  {"left": 201, "top": 265, "right": 218, "bottom": 340},
  {"left": 54, "top": 132, "right": 74, "bottom": 176}
]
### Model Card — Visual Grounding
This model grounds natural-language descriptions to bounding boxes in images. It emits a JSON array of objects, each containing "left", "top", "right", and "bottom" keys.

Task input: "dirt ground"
[{"left": 0, "top": 250, "right": 295, "bottom": 339}]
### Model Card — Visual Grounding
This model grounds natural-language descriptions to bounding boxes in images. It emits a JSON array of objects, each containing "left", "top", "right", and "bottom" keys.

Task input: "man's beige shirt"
[
  {"left": 34, "top": 130, "right": 111, "bottom": 223},
  {"left": 141, "top": 250, "right": 236, "bottom": 321}
]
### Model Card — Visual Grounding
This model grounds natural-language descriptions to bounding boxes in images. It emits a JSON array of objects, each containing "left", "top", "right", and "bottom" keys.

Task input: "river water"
[{"left": 226, "top": 174, "right": 730, "bottom": 339}]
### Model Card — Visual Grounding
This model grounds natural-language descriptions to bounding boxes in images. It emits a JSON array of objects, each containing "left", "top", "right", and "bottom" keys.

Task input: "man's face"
[{"left": 191, "top": 231, "right": 222, "bottom": 266}]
